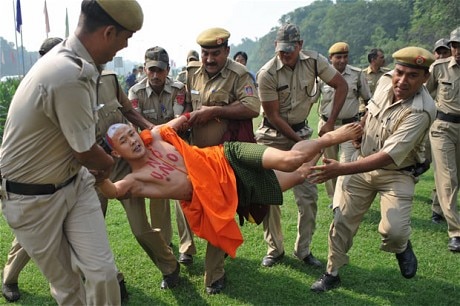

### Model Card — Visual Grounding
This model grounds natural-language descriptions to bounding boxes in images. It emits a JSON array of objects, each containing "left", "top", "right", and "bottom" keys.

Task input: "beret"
[
  {"left": 329, "top": 42, "right": 349, "bottom": 55},
  {"left": 96, "top": 0, "right": 143, "bottom": 32},
  {"left": 392, "top": 46, "right": 435, "bottom": 69},
  {"left": 196, "top": 27, "right": 230, "bottom": 48}
]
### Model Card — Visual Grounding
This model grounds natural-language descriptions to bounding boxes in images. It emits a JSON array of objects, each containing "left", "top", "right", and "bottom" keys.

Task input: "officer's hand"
[
  {"left": 307, "top": 157, "right": 341, "bottom": 184},
  {"left": 318, "top": 121, "right": 334, "bottom": 137},
  {"left": 188, "top": 106, "right": 216, "bottom": 126}
]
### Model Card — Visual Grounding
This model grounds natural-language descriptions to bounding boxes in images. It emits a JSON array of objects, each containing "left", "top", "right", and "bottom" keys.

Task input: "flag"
[
  {"left": 44, "top": 0, "right": 50, "bottom": 35},
  {"left": 15, "top": 0, "right": 22, "bottom": 33},
  {"left": 65, "top": 8, "right": 69, "bottom": 38}
]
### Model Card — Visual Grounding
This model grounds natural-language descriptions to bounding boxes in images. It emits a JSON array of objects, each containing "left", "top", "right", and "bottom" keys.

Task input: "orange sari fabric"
[{"left": 159, "top": 126, "right": 243, "bottom": 258}]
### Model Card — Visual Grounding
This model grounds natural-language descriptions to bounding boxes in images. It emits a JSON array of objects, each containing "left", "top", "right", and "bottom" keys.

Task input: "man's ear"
[{"left": 111, "top": 150, "right": 121, "bottom": 158}]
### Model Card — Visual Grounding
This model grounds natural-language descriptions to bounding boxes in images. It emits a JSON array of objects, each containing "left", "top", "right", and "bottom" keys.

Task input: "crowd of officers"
[{"left": 0, "top": 0, "right": 459, "bottom": 303}]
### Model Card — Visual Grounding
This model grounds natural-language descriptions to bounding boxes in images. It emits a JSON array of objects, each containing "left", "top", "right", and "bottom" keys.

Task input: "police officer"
[
  {"left": 428, "top": 38, "right": 452, "bottom": 224},
  {"left": 0, "top": 0, "right": 143, "bottom": 304},
  {"left": 255, "top": 23, "right": 348, "bottom": 269},
  {"left": 176, "top": 50, "right": 199, "bottom": 84},
  {"left": 129, "top": 46, "right": 196, "bottom": 270},
  {"left": 309, "top": 46, "right": 436, "bottom": 292},
  {"left": 184, "top": 27, "right": 260, "bottom": 294},
  {"left": 318, "top": 42, "right": 371, "bottom": 207},
  {"left": 426, "top": 27, "right": 460, "bottom": 252},
  {"left": 360, "top": 48, "right": 389, "bottom": 115}
]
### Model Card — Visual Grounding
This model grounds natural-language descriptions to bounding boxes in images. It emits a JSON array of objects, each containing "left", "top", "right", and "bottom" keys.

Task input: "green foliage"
[
  {"left": 236, "top": 0, "right": 458, "bottom": 72},
  {"left": 0, "top": 79, "right": 21, "bottom": 143}
]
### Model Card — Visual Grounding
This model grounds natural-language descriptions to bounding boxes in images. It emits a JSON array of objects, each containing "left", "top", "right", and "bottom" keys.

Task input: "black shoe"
[
  {"left": 178, "top": 253, "right": 193, "bottom": 265},
  {"left": 431, "top": 212, "right": 445, "bottom": 224},
  {"left": 395, "top": 240, "right": 417, "bottom": 279},
  {"left": 448, "top": 237, "right": 460, "bottom": 252},
  {"left": 310, "top": 273, "right": 341, "bottom": 292},
  {"left": 302, "top": 253, "right": 323, "bottom": 268},
  {"left": 205, "top": 274, "right": 225, "bottom": 295},
  {"left": 2, "top": 273, "right": 20, "bottom": 302},
  {"left": 261, "top": 251, "right": 285, "bottom": 267},
  {"left": 119, "top": 279, "right": 128, "bottom": 302},
  {"left": 160, "top": 262, "right": 180, "bottom": 289}
]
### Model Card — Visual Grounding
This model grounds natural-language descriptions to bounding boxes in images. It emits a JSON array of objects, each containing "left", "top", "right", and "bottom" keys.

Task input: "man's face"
[
  {"left": 375, "top": 51, "right": 386, "bottom": 67},
  {"left": 434, "top": 47, "right": 452, "bottom": 59},
  {"left": 111, "top": 125, "right": 145, "bottom": 160},
  {"left": 392, "top": 64, "right": 430, "bottom": 101},
  {"left": 330, "top": 53, "right": 348, "bottom": 73},
  {"left": 276, "top": 41, "right": 302, "bottom": 68},
  {"left": 235, "top": 55, "right": 247, "bottom": 66},
  {"left": 201, "top": 46, "right": 230, "bottom": 77},
  {"left": 99, "top": 28, "right": 133, "bottom": 65},
  {"left": 146, "top": 66, "right": 169, "bottom": 91},
  {"left": 451, "top": 42, "right": 460, "bottom": 64}
]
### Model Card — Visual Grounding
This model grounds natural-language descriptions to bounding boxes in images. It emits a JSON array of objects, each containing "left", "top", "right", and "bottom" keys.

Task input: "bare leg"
[
  {"left": 274, "top": 153, "right": 322, "bottom": 192},
  {"left": 263, "top": 123, "right": 362, "bottom": 172}
]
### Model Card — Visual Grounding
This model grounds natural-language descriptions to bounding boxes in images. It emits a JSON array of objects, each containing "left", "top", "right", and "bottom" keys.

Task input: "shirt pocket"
[
  {"left": 142, "top": 109, "right": 158, "bottom": 121},
  {"left": 438, "top": 79, "right": 457, "bottom": 103},
  {"left": 209, "top": 90, "right": 230, "bottom": 106}
]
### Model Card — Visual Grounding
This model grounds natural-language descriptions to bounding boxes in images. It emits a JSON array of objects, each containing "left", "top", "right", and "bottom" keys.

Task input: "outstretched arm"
[{"left": 96, "top": 176, "right": 136, "bottom": 199}]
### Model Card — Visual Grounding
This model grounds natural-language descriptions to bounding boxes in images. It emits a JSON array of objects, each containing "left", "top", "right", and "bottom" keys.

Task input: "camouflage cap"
[
  {"left": 96, "top": 0, "right": 143, "bottom": 32},
  {"left": 392, "top": 46, "right": 435, "bottom": 70},
  {"left": 196, "top": 28, "right": 230, "bottom": 48},
  {"left": 187, "top": 50, "right": 199, "bottom": 62},
  {"left": 447, "top": 26, "right": 460, "bottom": 45},
  {"left": 433, "top": 38, "right": 450, "bottom": 52},
  {"left": 144, "top": 46, "right": 169, "bottom": 70},
  {"left": 329, "top": 42, "right": 349, "bottom": 55},
  {"left": 275, "top": 23, "right": 301, "bottom": 52},
  {"left": 39, "top": 37, "right": 63, "bottom": 56}
]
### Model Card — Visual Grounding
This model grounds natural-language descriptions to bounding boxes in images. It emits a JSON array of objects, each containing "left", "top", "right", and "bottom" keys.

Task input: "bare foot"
[{"left": 324, "top": 123, "right": 363, "bottom": 144}]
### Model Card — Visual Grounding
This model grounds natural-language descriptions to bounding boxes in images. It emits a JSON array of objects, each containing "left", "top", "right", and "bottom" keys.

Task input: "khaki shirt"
[
  {"left": 0, "top": 35, "right": 99, "bottom": 184},
  {"left": 426, "top": 57, "right": 460, "bottom": 115},
  {"left": 96, "top": 71, "right": 127, "bottom": 144},
  {"left": 257, "top": 50, "right": 336, "bottom": 124},
  {"left": 186, "top": 58, "right": 259, "bottom": 147},
  {"left": 129, "top": 76, "right": 185, "bottom": 125},
  {"left": 363, "top": 66, "right": 390, "bottom": 94},
  {"left": 360, "top": 73, "right": 435, "bottom": 169},
  {"left": 319, "top": 64, "right": 371, "bottom": 119}
]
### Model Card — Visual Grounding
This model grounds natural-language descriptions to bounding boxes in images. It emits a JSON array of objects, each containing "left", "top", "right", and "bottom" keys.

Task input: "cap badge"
[{"left": 414, "top": 56, "right": 425, "bottom": 65}]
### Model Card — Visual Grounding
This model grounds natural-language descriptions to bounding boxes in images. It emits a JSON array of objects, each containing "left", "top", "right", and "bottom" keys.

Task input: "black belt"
[
  {"left": 321, "top": 115, "right": 359, "bottom": 125},
  {"left": 5, "top": 175, "right": 77, "bottom": 195},
  {"left": 436, "top": 111, "right": 460, "bottom": 123},
  {"left": 397, "top": 160, "right": 430, "bottom": 177},
  {"left": 263, "top": 118, "right": 305, "bottom": 132}
]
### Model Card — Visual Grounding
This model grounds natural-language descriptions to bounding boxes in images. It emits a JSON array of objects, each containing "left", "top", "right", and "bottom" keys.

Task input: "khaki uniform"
[
  {"left": 360, "top": 66, "right": 390, "bottom": 113},
  {"left": 186, "top": 58, "right": 259, "bottom": 286},
  {"left": 255, "top": 50, "right": 336, "bottom": 260},
  {"left": 129, "top": 76, "right": 195, "bottom": 255},
  {"left": 327, "top": 73, "right": 435, "bottom": 273},
  {"left": 426, "top": 57, "right": 460, "bottom": 237},
  {"left": 318, "top": 65, "right": 371, "bottom": 201},
  {"left": 0, "top": 35, "right": 119, "bottom": 305}
]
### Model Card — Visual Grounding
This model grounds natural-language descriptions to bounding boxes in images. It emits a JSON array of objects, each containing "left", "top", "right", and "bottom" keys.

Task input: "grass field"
[{"left": 1, "top": 113, "right": 459, "bottom": 305}]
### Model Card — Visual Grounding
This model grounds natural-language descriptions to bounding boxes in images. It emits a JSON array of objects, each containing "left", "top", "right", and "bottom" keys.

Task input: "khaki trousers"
[
  {"left": 430, "top": 120, "right": 460, "bottom": 237},
  {"left": 255, "top": 127, "right": 318, "bottom": 260},
  {"left": 2, "top": 168, "right": 120, "bottom": 305},
  {"left": 326, "top": 169, "right": 415, "bottom": 273}
]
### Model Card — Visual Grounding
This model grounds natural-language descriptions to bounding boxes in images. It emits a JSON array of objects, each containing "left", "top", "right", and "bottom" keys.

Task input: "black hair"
[
  {"left": 367, "top": 48, "right": 383, "bottom": 63},
  {"left": 233, "top": 51, "right": 248, "bottom": 62}
]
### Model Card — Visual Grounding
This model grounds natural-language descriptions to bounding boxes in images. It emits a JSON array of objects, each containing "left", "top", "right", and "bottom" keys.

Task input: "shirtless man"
[{"left": 97, "top": 114, "right": 362, "bottom": 258}]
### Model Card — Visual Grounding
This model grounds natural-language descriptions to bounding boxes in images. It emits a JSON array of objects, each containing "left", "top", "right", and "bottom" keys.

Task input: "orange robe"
[{"left": 159, "top": 126, "right": 243, "bottom": 258}]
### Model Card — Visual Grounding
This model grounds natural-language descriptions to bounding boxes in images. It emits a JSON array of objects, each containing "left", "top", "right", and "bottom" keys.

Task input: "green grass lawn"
[{"left": 1, "top": 113, "right": 459, "bottom": 305}]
